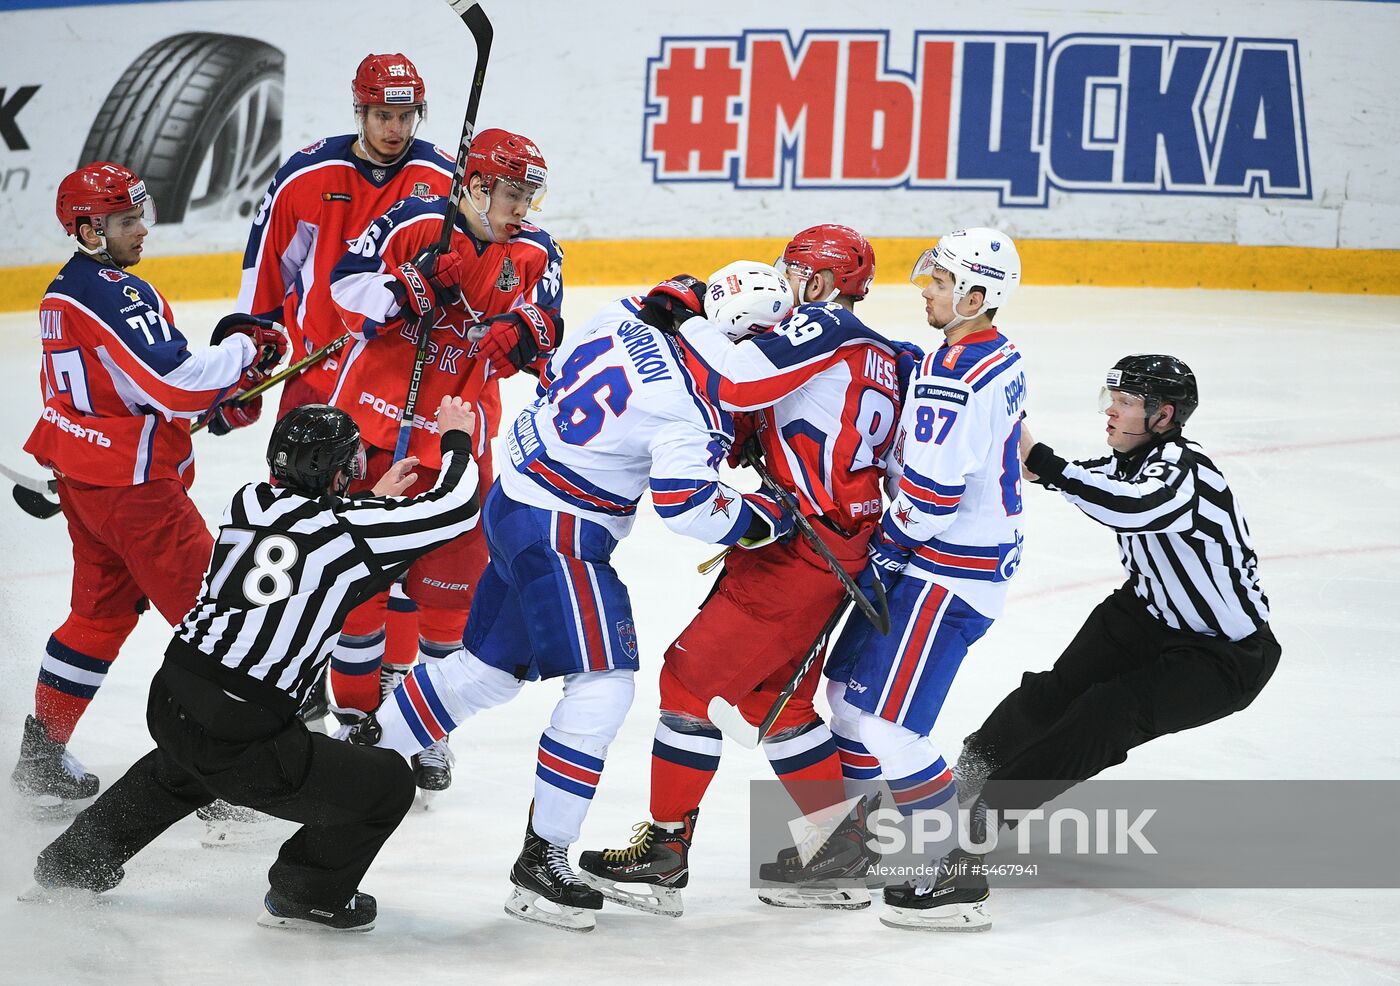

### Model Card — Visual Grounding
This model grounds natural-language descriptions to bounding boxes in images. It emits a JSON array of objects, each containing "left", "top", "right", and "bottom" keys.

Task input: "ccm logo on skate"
[
  {"left": 357, "top": 392, "right": 439, "bottom": 432},
  {"left": 42, "top": 407, "right": 111, "bottom": 447}
]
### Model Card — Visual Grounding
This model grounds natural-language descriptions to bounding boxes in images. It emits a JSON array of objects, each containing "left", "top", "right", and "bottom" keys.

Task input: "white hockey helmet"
[
  {"left": 910, "top": 227, "right": 1020, "bottom": 320},
  {"left": 704, "top": 261, "right": 795, "bottom": 341}
]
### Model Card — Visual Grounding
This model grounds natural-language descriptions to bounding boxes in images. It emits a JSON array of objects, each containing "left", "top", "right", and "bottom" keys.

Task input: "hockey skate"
[
  {"left": 198, "top": 800, "right": 272, "bottom": 848},
  {"left": 758, "top": 794, "right": 881, "bottom": 910},
  {"left": 20, "top": 848, "right": 123, "bottom": 903},
  {"left": 10, "top": 714, "right": 98, "bottom": 814},
  {"left": 296, "top": 668, "right": 331, "bottom": 735},
  {"left": 578, "top": 810, "right": 696, "bottom": 918},
  {"left": 880, "top": 848, "right": 991, "bottom": 932},
  {"left": 257, "top": 888, "right": 376, "bottom": 932},
  {"left": 505, "top": 817, "right": 604, "bottom": 933},
  {"left": 412, "top": 736, "right": 453, "bottom": 809}
]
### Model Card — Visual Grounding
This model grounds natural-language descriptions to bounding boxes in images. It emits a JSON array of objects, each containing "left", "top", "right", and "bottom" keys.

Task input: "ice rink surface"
[{"left": 1, "top": 282, "right": 1397, "bottom": 985}]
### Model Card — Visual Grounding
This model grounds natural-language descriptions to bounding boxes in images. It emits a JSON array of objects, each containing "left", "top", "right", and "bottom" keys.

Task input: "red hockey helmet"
[
  {"left": 778, "top": 224, "right": 876, "bottom": 299},
  {"left": 56, "top": 162, "right": 153, "bottom": 236},
  {"left": 352, "top": 53, "right": 426, "bottom": 108},
  {"left": 467, "top": 128, "right": 548, "bottom": 209}
]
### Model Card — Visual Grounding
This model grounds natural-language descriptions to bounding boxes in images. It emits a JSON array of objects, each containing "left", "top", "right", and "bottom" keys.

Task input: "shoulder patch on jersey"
[
  {"left": 942, "top": 344, "right": 965, "bottom": 369},
  {"left": 97, "top": 268, "right": 128, "bottom": 283},
  {"left": 300, "top": 138, "right": 327, "bottom": 155},
  {"left": 914, "top": 382, "right": 969, "bottom": 405}
]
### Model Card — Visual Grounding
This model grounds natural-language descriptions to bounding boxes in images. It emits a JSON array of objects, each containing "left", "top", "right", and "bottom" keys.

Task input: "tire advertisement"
[{"left": 0, "top": 0, "right": 1397, "bottom": 271}]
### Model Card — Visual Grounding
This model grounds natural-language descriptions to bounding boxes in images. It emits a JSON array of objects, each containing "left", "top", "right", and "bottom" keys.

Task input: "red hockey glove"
[
  {"left": 205, "top": 392, "right": 263, "bottom": 437},
  {"left": 637, "top": 274, "right": 706, "bottom": 335},
  {"left": 212, "top": 314, "right": 288, "bottom": 385},
  {"left": 474, "top": 302, "right": 560, "bottom": 376},
  {"left": 394, "top": 247, "right": 463, "bottom": 319}
]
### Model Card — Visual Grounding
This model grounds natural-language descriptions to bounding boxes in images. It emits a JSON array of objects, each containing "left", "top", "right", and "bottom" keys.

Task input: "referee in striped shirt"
[
  {"left": 25, "top": 395, "right": 479, "bottom": 933},
  {"left": 958, "top": 354, "right": 1280, "bottom": 814}
]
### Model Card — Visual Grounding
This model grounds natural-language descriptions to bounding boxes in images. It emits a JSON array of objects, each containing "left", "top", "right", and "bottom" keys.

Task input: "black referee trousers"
[
  {"left": 35, "top": 662, "right": 415, "bottom": 908},
  {"left": 972, "top": 586, "right": 1280, "bottom": 812}
]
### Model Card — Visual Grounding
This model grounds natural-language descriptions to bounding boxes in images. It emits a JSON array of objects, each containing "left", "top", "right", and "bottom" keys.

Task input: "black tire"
[{"left": 80, "top": 32, "right": 284, "bottom": 225}]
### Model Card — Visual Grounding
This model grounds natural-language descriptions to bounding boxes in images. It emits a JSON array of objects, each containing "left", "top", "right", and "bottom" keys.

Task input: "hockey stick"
[
  {"left": 391, "top": 0, "right": 492, "bottom": 464},
  {"left": 746, "top": 449, "right": 891, "bottom": 635},
  {"left": 6, "top": 333, "right": 352, "bottom": 520},
  {"left": 707, "top": 597, "right": 851, "bottom": 749},
  {"left": 192, "top": 333, "right": 350, "bottom": 434}
]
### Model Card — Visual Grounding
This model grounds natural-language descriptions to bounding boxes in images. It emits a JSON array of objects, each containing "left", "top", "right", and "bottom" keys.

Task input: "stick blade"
[
  {"left": 706, "top": 696, "right": 761, "bottom": 749},
  {"left": 12, "top": 485, "right": 62, "bottom": 519}
]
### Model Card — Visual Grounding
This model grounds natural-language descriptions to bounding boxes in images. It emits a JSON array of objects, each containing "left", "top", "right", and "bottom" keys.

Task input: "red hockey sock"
[
  {"left": 384, "top": 581, "right": 418, "bottom": 671},
  {"left": 330, "top": 592, "right": 389, "bottom": 713},
  {"left": 747, "top": 694, "right": 846, "bottom": 817},
  {"left": 36, "top": 612, "right": 138, "bottom": 743},
  {"left": 650, "top": 665, "right": 723, "bottom": 823},
  {"left": 416, "top": 604, "right": 468, "bottom": 662}
]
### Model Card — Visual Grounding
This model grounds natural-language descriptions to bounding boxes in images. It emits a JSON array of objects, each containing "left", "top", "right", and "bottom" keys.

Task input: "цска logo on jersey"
[{"left": 642, "top": 31, "right": 1309, "bottom": 206}]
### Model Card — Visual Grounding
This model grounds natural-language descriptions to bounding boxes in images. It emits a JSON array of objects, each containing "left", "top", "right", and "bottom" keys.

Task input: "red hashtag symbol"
[{"left": 648, "top": 44, "right": 743, "bottom": 176}]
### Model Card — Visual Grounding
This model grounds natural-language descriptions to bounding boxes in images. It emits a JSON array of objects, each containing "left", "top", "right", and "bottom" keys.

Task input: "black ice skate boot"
[
  {"left": 257, "top": 888, "right": 377, "bottom": 932},
  {"left": 881, "top": 847, "right": 991, "bottom": 932},
  {"left": 758, "top": 793, "right": 882, "bottom": 911},
  {"left": 411, "top": 736, "right": 453, "bottom": 805},
  {"left": 296, "top": 667, "right": 330, "bottom": 733},
  {"left": 505, "top": 816, "right": 604, "bottom": 933},
  {"left": 10, "top": 715, "right": 99, "bottom": 807},
  {"left": 578, "top": 809, "right": 696, "bottom": 918},
  {"left": 19, "top": 841, "right": 125, "bottom": 904}
]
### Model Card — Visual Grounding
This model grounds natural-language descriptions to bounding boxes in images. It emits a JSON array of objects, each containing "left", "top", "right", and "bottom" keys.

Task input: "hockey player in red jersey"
[
  {"left": 324, "top": 126, "right": 563, "bottom": 795},
  {"left": 238, "top": 53, "right": 454, "bottom": 415},
  {"left": 13, "top": 162, "right": 286, "bottom": 809},
  {"left": 237, "top": 52, "right": 453, "bottom": 740},
  {"left": 580, "top": 226, "right": 906, "bottom": 915}
]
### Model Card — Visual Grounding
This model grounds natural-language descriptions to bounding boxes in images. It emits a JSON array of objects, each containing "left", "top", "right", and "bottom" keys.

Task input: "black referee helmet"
[
  {"left": 1107, "top": 354, "right": 1199, "bottom": 426},
  {"left": 266, "top": 404, "right": 365, "bottom": 496}
]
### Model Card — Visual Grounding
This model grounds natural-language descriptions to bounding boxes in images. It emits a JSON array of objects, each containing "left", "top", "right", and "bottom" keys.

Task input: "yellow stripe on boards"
[{"left": 1, "top": 240, "right": 1395, "bottom": 312}]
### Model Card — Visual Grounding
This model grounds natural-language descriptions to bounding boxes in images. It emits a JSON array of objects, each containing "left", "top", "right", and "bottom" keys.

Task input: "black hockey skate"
[
  {"left": 578, "top": 809, "right": 696, "bottom": 918},
  {"left": 412, "top": 736, "right": 453, "bottom": 804},
  {"left": 19, "top": 842, "right": 124, "bottom": 903},
  {"left": 296, "top": 668, "right": 330, "bottom": 733},
  {"left": 505, "top": 816, "right": 604, "bottom": 933},
  {"left": 10, "top": 714, "right": 98, "bottom": 808},
  {"left": 257, "top": 888, "right": 377, "bottom": 932},
  {"left": 881, "top": 848, "right": 991, "bottom": 932},
  {"left": 758, "top": 793, "right": 882, "bottom": 910}
]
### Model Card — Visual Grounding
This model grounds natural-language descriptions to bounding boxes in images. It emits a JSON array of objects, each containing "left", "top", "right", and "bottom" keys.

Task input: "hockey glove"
[
  {"left": 889, "top": 339, "right": 925, "bottom": 398},
  {"left": 637, "top": 274, "right": 706, "bottom": 335},
  {"left": 393, "top": 247, "right": 464, "bottom": 319},
  {"left": 204, "top": 392, "right": 263, "bottom": 437},
  {"left": 858, "top": 539, "right": 911, "bottom": 608},
  {"left": 736, "top": 491, "right": 796, "bottom": 549},
  {"left": 212, "top": 314, "right": 287, "bottom": 385},
  {"left": 474, "top": 303, "right": 560, "bottom": 377}
]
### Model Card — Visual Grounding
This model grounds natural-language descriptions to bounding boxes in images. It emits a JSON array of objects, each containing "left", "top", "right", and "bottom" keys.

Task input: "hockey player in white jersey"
[
  {"left": 823, "top": 228, "right": 1027, "bottom": 932},
  {"left": 351, "top": 276, "right": 795, "bottom": 932}
]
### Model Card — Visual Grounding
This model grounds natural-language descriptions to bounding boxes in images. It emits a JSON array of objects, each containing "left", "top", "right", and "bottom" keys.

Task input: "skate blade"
[
  {"left": 256, "top": 911, "right": 374, "bottom": 933},
  {"left": 879, "top": 901, "right": 991, "bottom": 932},
  {"left": 503, "top": 887, "right": 596, "bottom": 933},
  {"left": 16, "top": 792, "right": 91, "bottom": 822},
  {"left": 758, "top": 885, "right": 871, "bottom": 910},
  {"left": 579, "top": 872, "right": 683, "bottom": 918},
  {"left": 17, "top": 883, "right": 106, "bottom": 905},
  {"left": 414, "top": 787, "right": 442, "bottom": 811}
]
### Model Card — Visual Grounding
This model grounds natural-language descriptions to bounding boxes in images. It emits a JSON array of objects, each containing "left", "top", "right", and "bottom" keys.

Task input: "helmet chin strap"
[
  {"left": 467, "top": 181, "right": 498, "bottom": 241},
  {"left": 75, "top": 221, "right": 119, "bottom": 268},
  {"left": 937, "top": 289, "right": 989, "bottom": 335}
]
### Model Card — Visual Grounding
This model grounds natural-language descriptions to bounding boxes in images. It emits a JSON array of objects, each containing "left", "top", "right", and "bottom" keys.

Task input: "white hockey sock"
[
  {"left": 532, "top": 670, "right": 634, "bottom": 847},
  {"left": 373, "top": 650, "right": 522, "bottom": 759},
  {"left": 858, "top": 712, "right": 960, "bottom": 865},
  {"left": 827, "top": 678, "right": 884, "bottom": 804}
]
